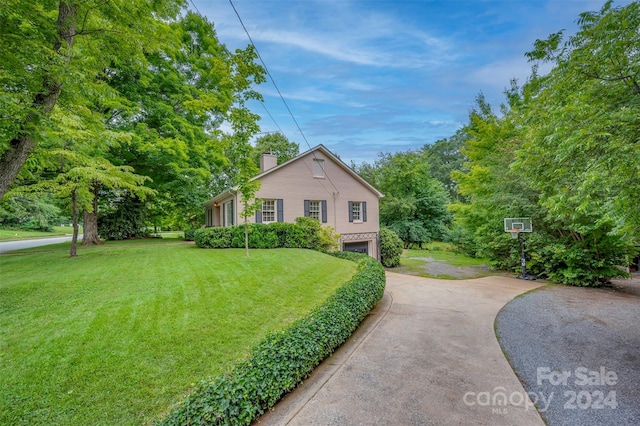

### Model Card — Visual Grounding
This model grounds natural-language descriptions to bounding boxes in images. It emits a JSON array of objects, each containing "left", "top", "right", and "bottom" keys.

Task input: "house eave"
[{"left": 204, "top": 187, "right": 237, "bottom": 207}]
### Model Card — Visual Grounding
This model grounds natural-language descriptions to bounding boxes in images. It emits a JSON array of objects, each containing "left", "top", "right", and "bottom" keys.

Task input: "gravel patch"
[
  {"left": 405, "top": 256, "right": 491, "bottom": 279},
  {"left": 496, "top": 276, "right": 640, "bottom": 425}
]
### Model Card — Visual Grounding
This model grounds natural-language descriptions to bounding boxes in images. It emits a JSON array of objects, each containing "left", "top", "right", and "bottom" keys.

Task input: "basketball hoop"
[{"left": 504, "top": 217, "right": 536, "bottom": 280}]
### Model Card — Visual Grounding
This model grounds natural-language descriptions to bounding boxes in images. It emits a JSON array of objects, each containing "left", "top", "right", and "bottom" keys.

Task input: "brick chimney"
[{"left": 260, "top": 153, "right": 277, "bottom": 172}]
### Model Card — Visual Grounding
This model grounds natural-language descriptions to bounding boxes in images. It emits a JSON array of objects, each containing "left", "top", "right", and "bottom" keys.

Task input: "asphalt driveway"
[
  {"left": 257, "top": 273, "right": 544, "bottom": 425},
  {"left": 496, "top": 275, "right": 640, "bottom": 425}
]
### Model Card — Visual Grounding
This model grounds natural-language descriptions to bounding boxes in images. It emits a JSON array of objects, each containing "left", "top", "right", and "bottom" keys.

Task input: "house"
[{"left": 204, "top": 145, "right": 384, "bottom": 258}]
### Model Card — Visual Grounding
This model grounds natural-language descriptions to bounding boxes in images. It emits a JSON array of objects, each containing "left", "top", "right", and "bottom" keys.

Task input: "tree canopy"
[
  {"left": 1, "top": 1, "right": 266, "bottom": 242},
  {"left": 450, "top": 1, "right": 639, "bottom": 285}
]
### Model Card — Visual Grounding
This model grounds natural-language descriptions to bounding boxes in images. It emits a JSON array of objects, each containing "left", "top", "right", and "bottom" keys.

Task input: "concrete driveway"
[{"left": 257, "top": 272, "right": 545, "bottom": 425}]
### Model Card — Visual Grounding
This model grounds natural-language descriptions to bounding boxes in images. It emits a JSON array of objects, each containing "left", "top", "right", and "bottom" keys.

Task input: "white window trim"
[
  {"left": 308, "top": 200, "right": 321, "bottom": 220},
  {"left": 262, "top": 199, "right": 276, "bottom": 223},
  {"left": 224, "top": 200, "right": 234, "bottom": 227},
  {"left": 352, "top": 201, "right": 362, "bottom": 223}
]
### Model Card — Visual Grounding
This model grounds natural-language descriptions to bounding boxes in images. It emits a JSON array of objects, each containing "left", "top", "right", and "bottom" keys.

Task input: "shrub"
[
  {"left": 379, "top": 227, "right": 403, "bottom": 267},
  {"left": 195, "top": 220, "right": 339, "bottom": 253},
  {"left": 98, "top": 197, "right": 149, "bottom": 240},
  {"left": 183, "top": 229, "right": 197, "bottom": 241},
  {"left": 158, "top": 253, "right": 385, "bottom": 426},
  {"left": 194, "top": 227, "right": 233, "bottom": 248}
]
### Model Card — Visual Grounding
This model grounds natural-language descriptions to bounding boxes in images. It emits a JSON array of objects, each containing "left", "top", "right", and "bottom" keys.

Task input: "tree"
[
  {"left": 421, "top": 129, "right": 469, "bottom": 200},
  {"left": 252, "top": 132, "right": 299, "bottom": 166},
  {"left": 519, "top": 0, "right": 640, "bottom": 237},
  {"left": 357, "top": 150, "right": 451, "bottom": 248},
  {"left": 104, "top": 12, "right": 265, "bottom": 230},
  {"left": 449, "top": 0, "right": 639, "bottom": 286},
  {"left": 0, "top": 0, "right": 186, "bottom": 200}
]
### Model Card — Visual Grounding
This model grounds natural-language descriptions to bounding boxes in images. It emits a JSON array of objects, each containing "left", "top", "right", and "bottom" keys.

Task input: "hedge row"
[
  {"left": 158, "top": 252, "right": 385, "bottom": 426},
  {"left": 193, "top": 218, "right": 338, "bottom": 252}
]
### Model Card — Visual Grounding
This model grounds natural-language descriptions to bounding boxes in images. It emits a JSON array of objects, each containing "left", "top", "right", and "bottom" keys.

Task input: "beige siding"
[
  {"left": 244, "top": 151, "right": 380, "bottom": 257},
  {"left": 245, "top": 151, "right": 379, "bottom": 231},
  {"left": 206, "top": 146, "right": 382, "bottom": 258}
]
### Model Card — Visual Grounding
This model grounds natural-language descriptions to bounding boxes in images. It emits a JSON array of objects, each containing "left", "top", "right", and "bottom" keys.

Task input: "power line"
[{"left": 227, "top": 0, "right": 341, "bottom": 195}]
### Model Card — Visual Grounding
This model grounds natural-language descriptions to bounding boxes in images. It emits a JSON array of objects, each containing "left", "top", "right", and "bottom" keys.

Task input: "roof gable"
[{"left": 206, "top": 144, "right": 383, "bottom": 205}]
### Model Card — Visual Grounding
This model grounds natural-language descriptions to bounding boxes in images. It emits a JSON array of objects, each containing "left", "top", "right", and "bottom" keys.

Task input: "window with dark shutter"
[
  {"left": 255, "top": 209, "right": 262, "bottom": 223},
  {"left": 277, "top": 199, "right": 284, "bottom": 222},
  {"left": 321, "top": 200, "right": 327, "bottom": 223}
]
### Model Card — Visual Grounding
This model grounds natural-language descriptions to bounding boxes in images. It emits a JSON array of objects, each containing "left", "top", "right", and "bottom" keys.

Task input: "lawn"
[
  {"left": 0, "top": 240, "right": 357, "bottom": 425},
  {"left": 0, "top": 226, "right": 80, "bottom": 241}
]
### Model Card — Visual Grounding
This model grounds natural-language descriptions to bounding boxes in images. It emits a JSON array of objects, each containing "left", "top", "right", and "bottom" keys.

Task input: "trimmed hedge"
[
  {"left": 158, "top": 252, "right": 385, "bottom": 426},
  {"left": 193, "top": 220, "right": 339, "bottom": 253}
]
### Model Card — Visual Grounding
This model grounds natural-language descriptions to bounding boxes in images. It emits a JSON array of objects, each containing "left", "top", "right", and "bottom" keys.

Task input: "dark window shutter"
[
  {"left": 304, "top": 200, "right": 310, "bottom": 217},
  {"left": 348, "top": 201, "right": 353, "bottom": 222},
  {"left": 321, "top": 200, "right": 327, "bottom": 223},
  {"left": 363, "top": 202, "right": 367, "bottom": 222},
  {"left": 277, "top": 199, "right": 284, "bottom": 222},
  {"left": 255, "top": 209, "right": 262, "bottom": 223}
]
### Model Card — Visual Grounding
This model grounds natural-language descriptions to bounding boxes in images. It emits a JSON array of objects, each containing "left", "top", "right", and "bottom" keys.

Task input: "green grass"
[
  {"left": 0, "top": 226, "right": 81, "bottom": 241},
  {"left": 404, "top": 247, "right": 490, "bottom": 267},
  {"left": 392, "top": 242, "right": 498, "bottom": 279},
  {"left": 0, "top": 241, "right": 356, "bottom": 425}
]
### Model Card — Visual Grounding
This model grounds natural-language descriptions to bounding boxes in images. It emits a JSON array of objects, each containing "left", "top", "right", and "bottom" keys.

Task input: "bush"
[
  {"left": 159, "top": 253, "right": 385, "bottom": 426},
  {"left": 379, "top": 227, "right": 403, "bottom": 267},
  {"left": 183, "top": 229, "right": 197, "bottom": 241},
  {"left": 195, "top": 220, "right": 339, "bottom": 253},
  {"left": 194, "top": 227, "right": 233, "bottom": 248},
  {"left": 98, "top": 197, "right": 149, "bottom": 240}
]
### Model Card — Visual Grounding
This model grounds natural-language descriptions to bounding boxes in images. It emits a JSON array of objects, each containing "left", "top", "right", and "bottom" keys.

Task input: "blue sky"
[{"left": 191, "top": 0, "right": 626, "bottom": 164}]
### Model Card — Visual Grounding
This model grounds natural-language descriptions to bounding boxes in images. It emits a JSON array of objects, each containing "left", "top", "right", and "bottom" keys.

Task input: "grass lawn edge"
[{"left": 158, "top": 252, "right": 386, "bottom": 426}]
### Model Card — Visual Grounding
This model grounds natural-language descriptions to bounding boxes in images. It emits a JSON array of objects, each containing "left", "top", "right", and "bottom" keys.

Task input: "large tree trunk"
[
  {"left": 82, "top": 182, "right": 101, "bottom": 245},
  {"left": 70, "top": 188, "right": 79, "bottom": 257},
  {"left": 0, "top": 2, "right": 77, "bottom": 200}
]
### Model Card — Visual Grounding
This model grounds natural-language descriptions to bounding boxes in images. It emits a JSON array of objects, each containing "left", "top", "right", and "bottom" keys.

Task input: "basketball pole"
[
  {"left": 519, "top": 232, "right": 527, "bottom": 279},
  {"left": 517, "top": 233, "right": 536, "bottom": 280}
]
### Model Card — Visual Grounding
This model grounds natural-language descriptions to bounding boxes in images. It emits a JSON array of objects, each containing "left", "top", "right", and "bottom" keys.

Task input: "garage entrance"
[{"left": 343, "top": 241, "right": 369, "bottom": 255}]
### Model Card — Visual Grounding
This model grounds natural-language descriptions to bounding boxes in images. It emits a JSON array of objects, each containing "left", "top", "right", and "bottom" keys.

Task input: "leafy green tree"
[
  {"left": 450, "top": 1, "right": 639, "bottom": 286},
  {"left": 518, "top": 0, "right": 640, "bottom": 237},
  {"left": 421, "top": 129, "right": 468, "bottom": 200},
  {"left": 252, "top": 132, "right": 299, "bottom": 166},
  {"left": 449, "top": 93, "right": 542, "bottom": 262},
  {"left": 104, "top": 12, "right": 265, "bottom": 230},
  {"left": 0, "top": 194, "right": 63, "bottom": 231},
  {"left": 0, "top": 0, "right": 186, "bottom": 200},
  {"left": 358, "top": 150, "right": 450, "bottom": 248}
]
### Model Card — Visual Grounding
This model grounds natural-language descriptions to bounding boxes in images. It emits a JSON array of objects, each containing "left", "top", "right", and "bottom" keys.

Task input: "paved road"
[
  {"left": 257, "top": 272, "right": 544, "bottom": 425},
  {"left": 0, "top": 236, "right": 81, "bottom": 254}
]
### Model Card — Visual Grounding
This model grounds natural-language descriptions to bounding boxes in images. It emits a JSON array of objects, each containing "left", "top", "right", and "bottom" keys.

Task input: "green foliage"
[
  {"left": 252, "top": 133, "right": 299, "bottom": 166},
  {"left": 159, "top": 253, "right": 385, "bottom": 426},
  {"left": 356, "top": 150, "right": 451, "bottom": 248},
  {"left": 379, "top": 227, "right": 404, "bottom": 267},
  {"left": 0, "top": 194, "right": 63, "bottom": 232},
  {"left": 421, "top": 129, "right": 469, "bottom": 200},
  {"left": 194, "top": 227, "right": 233, "bottom": 248},
  {"left": 194, "top": 220, "right": 340, "bottom": 253},
  {"left": 183, "top": 229, "right": 197, "bottom": 241},
  {"left": 98, "top": 196, "right": 149, "bottom": 240},
  {"left": 294, "top": 216, "right": 340, "bottom": 253},
  {"left": 449, "top": 2, "right": 639, "bottom": 286}
]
